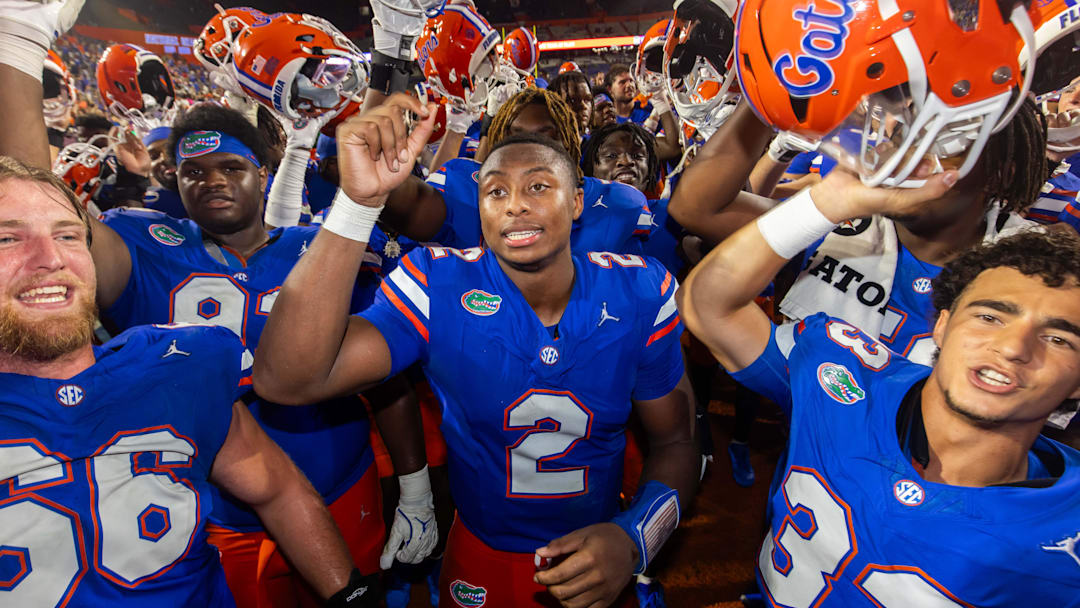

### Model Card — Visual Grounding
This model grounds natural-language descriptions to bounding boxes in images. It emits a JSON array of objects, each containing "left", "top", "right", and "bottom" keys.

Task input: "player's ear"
[
  {"left": 571, "top": 185, "right": 584, "bottom": 221},
  {"left": 931, "top": 308, "right": 950, "bottom": 349},
  {"left": 258, "top": 165, "right": 268, "bottom": 194}
]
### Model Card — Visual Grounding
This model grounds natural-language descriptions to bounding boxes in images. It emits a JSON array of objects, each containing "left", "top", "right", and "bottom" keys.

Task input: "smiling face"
[
  {"left": 0, "top": 178, "right": 97, "bottom": 361},
  {"left": 592, "top": 130, "right": 650, "bottom": 192},
  {"left": 930, "top": 267, "right": 1080, "bottom": 427},
  {"left": 177, "top": 152, "right": 267, "bottom": 236},
  {"left": 478, "top": 143, "right": 583, "bottom": 271}
]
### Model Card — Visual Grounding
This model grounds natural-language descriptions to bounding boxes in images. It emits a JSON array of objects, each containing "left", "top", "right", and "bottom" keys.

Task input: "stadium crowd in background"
[{"left": 2, "top": 0, "right": 1080, "bottom": 607}]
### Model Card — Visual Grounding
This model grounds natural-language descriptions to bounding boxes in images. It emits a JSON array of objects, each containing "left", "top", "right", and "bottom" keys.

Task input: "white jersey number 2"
[
  {"left": 0, "top": 429, "right": 200, "bottom": 605},
  {"left": 760, "top": 466, "right": 969, "bottom": 607},
  {"left": 504, "top": 390, "right": 592, "bottom": 498}
]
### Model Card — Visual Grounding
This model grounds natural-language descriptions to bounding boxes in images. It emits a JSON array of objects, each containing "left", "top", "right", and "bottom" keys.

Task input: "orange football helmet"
[
  {"left": 52, "top": 135, "right": 114, "bottom": 208},
  {"left": 44, "top": 48, "right": 76, "bottom": 126},
  {"left": 633, "top": 19, "right": 670, "bottom": 94},
  {"left": 96, "top": 44, "right": 176, "bottom": 135},
  {"left": 194, "top": 4, "right": 268, "bottom": 71},
  {"left": 736, "top": 0, "right": 1037, "bottom": 187},
  {"left": 232, "top": 13, "right": 369, "bottom": 122},
  {"left": 414, "top": 4, "right": 500, "bottom": 112},
  {"left": 501, "top": 27, "right": 539, "bottom": 76},
  {"left": 663, "top": 0, "right": 740, "bottom": 139},
  {"left": 559, "top": 61, "right": 580, "bottom": 74}
]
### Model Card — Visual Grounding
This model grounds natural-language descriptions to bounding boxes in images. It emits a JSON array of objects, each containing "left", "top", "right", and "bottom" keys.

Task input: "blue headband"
[
  {"left": 175, "top": 130, "right": 261, "bottom": 168},
  {"left": 142, "top": 126, "right": 172, "bottom": 147},
  {"left": 315, "top": 134, "right": 337, "bottom": 160}
]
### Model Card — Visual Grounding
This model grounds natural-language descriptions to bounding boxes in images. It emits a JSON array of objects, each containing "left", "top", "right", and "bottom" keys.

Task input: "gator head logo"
[
  {"left": 449, "top": 579, "right": 487, "bottom": 607},
  {"left": 461, "top": 289, "right": 502, "bottom": 316},
  {"left": 178, "top": 130, "right": 221, "bottom": 158},
  {"left": 817, "top": 362, "right": 865, "bottom": 404},
  {"left": 148, "top": 223, "right": 185, "bottom": 246}
]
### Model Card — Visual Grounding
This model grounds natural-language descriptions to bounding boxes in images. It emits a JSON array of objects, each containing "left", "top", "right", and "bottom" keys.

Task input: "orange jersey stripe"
[
  {"left": 380, "top": 282, "right": 430, "bottom": 342},
  {"left": 402, "top": 256, "right": 428, "bottom": 286},
  {"left": 659, "top": 271, "right": 672, "bottom": 295},
  {"left": 646, "top": 314, "right": 680, "bottom": 347}
]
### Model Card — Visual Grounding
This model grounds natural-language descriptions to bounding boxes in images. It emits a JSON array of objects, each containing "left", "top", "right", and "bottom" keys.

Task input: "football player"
[
  {"left": 410, "top": 87, "right": 653, "bottom": 255},
  {"left": 0, "top": 155, "right": 367, "bottom": 605},
  {"left": 679, "top": 165, "right": 1080, "bottom": 605},
  {"left": 254, "top": 94, "right": 699, "bottom": 608},
  {"left": 85, "top": 104, "right": 435, "bottom": 607},
  {"left": 0, "top": 24, "right": 438, "bottom": 605}
]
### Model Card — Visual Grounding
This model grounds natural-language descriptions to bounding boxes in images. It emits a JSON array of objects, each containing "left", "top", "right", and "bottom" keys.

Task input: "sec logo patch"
[
  {"left": 893, "top": 479, "right": 925, "bottom": 506},
  {"left": 55, "top": 384, "right": 84, "bottom": 407},
  {"left": 539, "top": 346, "right": 560, "bottom": 365},
  {"left": 912, "top": 277, "right": 933, "bottom": 294}
]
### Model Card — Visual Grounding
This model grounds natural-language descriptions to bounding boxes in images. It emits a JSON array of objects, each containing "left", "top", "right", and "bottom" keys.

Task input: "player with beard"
[
  {"left": 255, "top": 95, "right": 698, "bottom": 608},
  {"left": 605, "top": 65, "right": 650, "bottom": 126},
  {"left": 35, "top": 102, "right": 438, "bottom": 607},
  {"left": 0, "top": 155, "right": 368, "bottom": 605},
  {"left": 678, "top": 164, "right": 1080, "bottom": 604}
]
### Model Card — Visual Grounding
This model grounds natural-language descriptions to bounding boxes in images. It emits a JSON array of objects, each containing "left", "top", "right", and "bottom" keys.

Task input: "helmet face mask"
[
  {"left": 97, "top": 44, "right": 177, "bottom": 136},
  {"left": 820, "top": 83, "right": 1012, "bottom": 187},
  {"left": 1043, "top": 78, "right": 1080, "bottom": 153},
  {"left": 232, "top": 13, "right": 370, "bottom": 121},
  {"left": 52, "top": 134, "right": 116, "bottom": 206},
  {"left": 633, "top": 19, "right": 670, "bottom": 95},
  {"left": 663, "top": 6, "right": 739, "bottom": 139}
]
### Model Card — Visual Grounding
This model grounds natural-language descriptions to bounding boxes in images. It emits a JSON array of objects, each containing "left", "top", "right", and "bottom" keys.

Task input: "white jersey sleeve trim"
[{"left": 388, "top": 266, "right": 430, "bottom": 319}]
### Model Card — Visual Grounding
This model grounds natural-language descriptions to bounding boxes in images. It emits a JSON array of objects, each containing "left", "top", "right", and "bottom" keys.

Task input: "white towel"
[{"left": 779, "top": 203, "right": 1033, "bottom": 346}]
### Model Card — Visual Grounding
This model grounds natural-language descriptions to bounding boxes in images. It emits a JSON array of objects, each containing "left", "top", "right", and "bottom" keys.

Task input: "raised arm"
[
  {"left": 254, "top": 93, "right": 438, "bottom": 404},
  {"left": 667, "top": 100, "right": 778, "bottom": 244},
  {"left": 678, "top": 169, "right": 959, "bottom": 372}
]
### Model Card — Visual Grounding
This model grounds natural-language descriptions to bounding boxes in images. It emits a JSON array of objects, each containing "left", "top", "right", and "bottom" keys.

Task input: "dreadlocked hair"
[
  {"left": 548, "top": 70, "right": 591, "bottom": 102},
  {"left": 487, "top": 87, "right": 582, "bottom": 180},
  {"left": 977, "top": 96, "right": 1047, "bottom": 217},
  {"left": 581, "top": 121, "right": 661, "bottom": 192}
]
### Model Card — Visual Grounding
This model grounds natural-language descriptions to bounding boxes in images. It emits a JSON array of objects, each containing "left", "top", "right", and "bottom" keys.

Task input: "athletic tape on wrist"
[
  {"left": 755, "top": 187, "right": 837, "bottom": 260},
  {"left": 610, "top": 480, "right": 679, "bottom": 575},
  {"left": 322, "top": 189, "right": 383, "bottom": 243},
  {"left": 265, "top": 148, "right": 308, "bottom": 227},
  {"left": 397, "top": 465, "right": 433, "bottom": 505}
]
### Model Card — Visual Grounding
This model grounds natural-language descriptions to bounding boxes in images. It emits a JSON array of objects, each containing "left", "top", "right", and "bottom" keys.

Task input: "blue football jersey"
[
  {"left": 802, "top": 236, "right": 939, "bottom": 365},
  {"left": 0, "top": 324, "right": 250, "bottom": 606},
  {"left": 361, "top": 247, "right": 685, "bottom": 552},
  {"left": 100, "top": 208, "right": 373, "bottom": 531},
  {"left": 1027, "top": 164, "right": 1080, "bottom": 233},
  {"left": 643, "top": 198, "right": 687, "bottom": 277},
  {"left": 733, "top": 314, "right": 1080, "bottom": 607},
  {"left": 142, "top": 186, "right": 188, "bottom": 219},
  {"left": 425, "top": 158, "right": 651, "bottom": 254}
]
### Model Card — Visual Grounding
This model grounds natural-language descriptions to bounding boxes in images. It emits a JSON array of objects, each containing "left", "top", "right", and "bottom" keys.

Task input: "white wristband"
[
  {"left": 755, "top": 187, "right": 837, "bottom": 260},
  {"left": 321, "top": 189, "right": 383, "bottom": 243}
]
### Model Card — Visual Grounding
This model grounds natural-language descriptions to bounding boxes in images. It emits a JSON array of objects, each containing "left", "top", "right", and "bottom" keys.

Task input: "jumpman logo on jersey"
[
  {"left": 1042, "top": 532, "right": 1080, "bottom": 567},
  {"left": 597, "top": 302, "right": 620, "bottom": 327},
  {"left": 161, "top": 340, "right": 191, "bottom": 359},
  {"left": 299, "top": 240, "right": 308, "bottom": 256},
  {"left": 358, "top": 506, "right": 370, "bottom": 522},
  {"left": 593, "top": 195, "right": 607, "bottom": 208}
]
